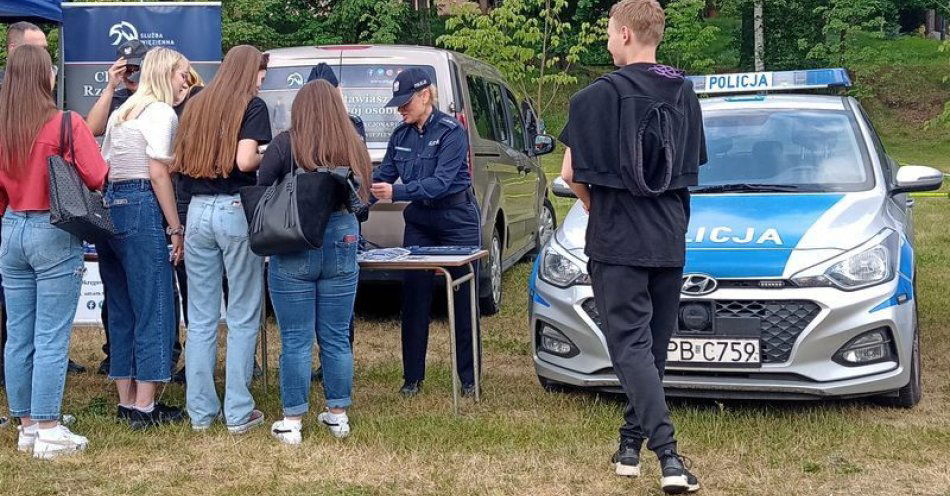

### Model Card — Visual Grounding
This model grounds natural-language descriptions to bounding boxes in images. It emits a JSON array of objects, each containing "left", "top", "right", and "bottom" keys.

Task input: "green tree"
[
  {"left": 438, "top": 0, "right": 604, "bottom": 117},
  {"left": 805, "top": 0, "right": 896, "bottom": 66},
  {"left": 659, "top": 0, "right": 720, "bottom": 73}
]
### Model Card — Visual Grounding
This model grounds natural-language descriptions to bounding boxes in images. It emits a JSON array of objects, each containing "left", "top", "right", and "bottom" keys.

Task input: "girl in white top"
[{"left": 97, "top": 47, "right": 192, "bottom": 430}]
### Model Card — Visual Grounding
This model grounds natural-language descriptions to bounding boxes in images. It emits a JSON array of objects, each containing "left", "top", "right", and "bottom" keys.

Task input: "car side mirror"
[
  {"left": 891, "top": 165, "right": 944, "bottom": 195},
  {"left": 533, "top": 134, "right": 556, "bottom": 156},
  {"left": 551, "top": 176, "right": 577, "bottom": 198}
]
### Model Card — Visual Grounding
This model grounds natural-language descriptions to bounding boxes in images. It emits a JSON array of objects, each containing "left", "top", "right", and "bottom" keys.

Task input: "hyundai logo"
[{"left": 681, "top": 274, "right": 718, "bottom": 296}]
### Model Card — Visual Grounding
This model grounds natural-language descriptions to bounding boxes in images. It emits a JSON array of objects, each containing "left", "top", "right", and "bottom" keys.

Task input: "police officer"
[{"left": 371, "top": 68, "right": 480, "bottom": 397}]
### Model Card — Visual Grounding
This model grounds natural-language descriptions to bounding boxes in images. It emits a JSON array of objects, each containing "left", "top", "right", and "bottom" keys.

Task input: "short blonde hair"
[{"left": 609, "top": 0, "right": 665, "bottom": 46}]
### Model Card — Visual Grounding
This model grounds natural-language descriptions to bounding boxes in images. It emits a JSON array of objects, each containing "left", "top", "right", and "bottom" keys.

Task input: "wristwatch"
[{"left": 166, "top": 226, "right": 185, "bottom": 236}]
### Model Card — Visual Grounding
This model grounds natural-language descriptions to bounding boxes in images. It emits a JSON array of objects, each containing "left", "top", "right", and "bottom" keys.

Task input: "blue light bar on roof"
[{"left": 687, "top": 68, "right": 852, "bottom": 95}]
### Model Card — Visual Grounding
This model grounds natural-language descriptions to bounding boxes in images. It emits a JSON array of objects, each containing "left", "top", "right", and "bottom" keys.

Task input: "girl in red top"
[{"left": 0, "top": 45, "right": 108, "bottom": 459}]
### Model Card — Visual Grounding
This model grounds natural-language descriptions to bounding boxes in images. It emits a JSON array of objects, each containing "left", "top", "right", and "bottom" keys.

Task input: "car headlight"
[
  {"left": 791, "top": 229, "right": 898, "bottom": 291},
  {"left": 539, "top": 242, "right": 591, "bottom": 288}
]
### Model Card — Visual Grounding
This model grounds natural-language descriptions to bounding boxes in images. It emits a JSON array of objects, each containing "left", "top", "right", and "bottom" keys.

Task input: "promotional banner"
[{"left": 62, "top": 2, "right": 221, "bottom": 115}]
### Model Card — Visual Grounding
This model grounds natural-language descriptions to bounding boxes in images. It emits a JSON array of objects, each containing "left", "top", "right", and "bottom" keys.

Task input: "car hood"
[{"left": 556, "top": 192, "right": 891, "bottom": 279}]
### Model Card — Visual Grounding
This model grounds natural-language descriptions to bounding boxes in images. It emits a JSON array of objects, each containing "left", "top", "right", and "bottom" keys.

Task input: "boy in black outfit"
[{"left": 559, "top": 1, "right": 706, "bottom": 493}]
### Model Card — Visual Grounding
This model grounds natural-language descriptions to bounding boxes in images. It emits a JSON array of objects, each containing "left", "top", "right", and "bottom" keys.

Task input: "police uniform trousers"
[
  {"left": 589, "top": 261, "right": 681, "bottom": 457},
  {"left": 401, "top": 191, "right": 481, "bottom": 386}
]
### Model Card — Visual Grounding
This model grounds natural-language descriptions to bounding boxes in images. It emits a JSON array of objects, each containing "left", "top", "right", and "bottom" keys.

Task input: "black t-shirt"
[
  {"left": 560, "top": 63, "right": 706, "bottom": 267},
  {"left": 178, "top": 96, "right": 273, "bottom": 196}
]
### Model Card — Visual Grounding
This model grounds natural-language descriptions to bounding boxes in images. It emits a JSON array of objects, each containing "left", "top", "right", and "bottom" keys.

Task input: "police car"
[{"left": 530, "top": 68, "right": 944, "bottom": 407}]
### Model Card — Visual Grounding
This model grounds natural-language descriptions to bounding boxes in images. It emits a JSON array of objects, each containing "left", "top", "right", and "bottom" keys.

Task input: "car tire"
[
  {"left": 529, "top": 197, "right": 557, "bottom": 256},
  {"left": 881, "top": 288, "right": 923, "bottom": 408},
  {"left": 479, "top": 227, "right": 503, "bottom": 316}
]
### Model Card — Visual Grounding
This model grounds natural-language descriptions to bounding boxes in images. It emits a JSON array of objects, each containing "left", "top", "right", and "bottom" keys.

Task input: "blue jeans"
[
  {"left": 270, "top": 212, "right": 359, "bottom": 415},
  {"left": 1, "top": 211, "right": 84, "bottom": 421},
  {"left": 184, "top": 194, "right": 263, "bottom": 427},
  {"left": 98, "top": 180, "right": 176, "bottom": 382}
]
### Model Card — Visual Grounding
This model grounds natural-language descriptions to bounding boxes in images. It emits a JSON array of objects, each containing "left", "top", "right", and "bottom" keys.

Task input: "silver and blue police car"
[{"left": 530, "top": 68, "right": 944, "bottom": 407}]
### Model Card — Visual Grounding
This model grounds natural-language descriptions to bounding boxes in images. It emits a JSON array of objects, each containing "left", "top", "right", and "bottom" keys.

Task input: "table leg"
[
  {"left": 260, "top": 271, "right": 269, "bottom": 394},
  {"left": 468, "top": 262, "right": 480, "bottom": 403},
  {"left": 440, "top": 267, "right": 460, "bottom": 416}
]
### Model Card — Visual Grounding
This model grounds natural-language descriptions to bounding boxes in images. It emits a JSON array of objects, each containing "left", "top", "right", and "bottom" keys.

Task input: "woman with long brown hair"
[
  {"left": 260, "top": 80, "right": 371, "bottom": 444},
  {"left": 171, "top": 45, "right": 272, "bottom": 434},
  {"left": 0, "top": 45, "right": 108, "bottom": 458}
]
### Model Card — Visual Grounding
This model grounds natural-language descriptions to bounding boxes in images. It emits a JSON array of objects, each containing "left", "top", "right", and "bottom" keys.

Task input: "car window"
[
  {"left": 485, "top": 82, "right": 510, "bottom": 145},
  {"left": 467, "top": 76, "right": 496, "bottom": 141},
  {"left": 260, "top": 64, "right": 438, "bottom": 146},
  {"left": 699, "top": 109, "right": 873, "bottom": 192},
  {"left": 855, "top": 102, "right": 895, "bottom": 186},
  {"left": 503, "top": 87, "right": 526, "bottom": 152}
]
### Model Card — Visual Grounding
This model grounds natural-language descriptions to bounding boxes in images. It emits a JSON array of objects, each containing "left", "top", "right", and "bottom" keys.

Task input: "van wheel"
[
  {"left": 479, "top": 227, "right": 503, "bottom": 316},
  {"left": 881, "top": 294, "right": 922, "bottom": 408},
  {"left": 530, "top": 198, "right": 557, "bottom": 256}
]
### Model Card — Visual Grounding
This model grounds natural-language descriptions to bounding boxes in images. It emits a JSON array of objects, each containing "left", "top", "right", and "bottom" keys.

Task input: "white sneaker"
[
  {"left": 32, "top": 425, "right": 88, "bottom": 460},
  {"left": 17, "top": 425, "right": 38, "bottom": 453},
  {"left": 271, "top": 419, "right": 302, "bottom": 445},
  {"left": 317, "top": 410, "right": 350, "bottom": 439}
]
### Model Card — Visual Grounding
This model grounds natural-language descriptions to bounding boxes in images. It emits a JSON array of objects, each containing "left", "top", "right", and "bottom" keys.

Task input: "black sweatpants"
[{"left": 589, "top": 261, "right": 682, "bottom": 457}]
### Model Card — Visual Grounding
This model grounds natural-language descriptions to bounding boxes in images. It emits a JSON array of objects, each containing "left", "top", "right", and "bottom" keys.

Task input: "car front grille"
[{"left": 581, "top": 299, "right": 821, "bottom": 364}]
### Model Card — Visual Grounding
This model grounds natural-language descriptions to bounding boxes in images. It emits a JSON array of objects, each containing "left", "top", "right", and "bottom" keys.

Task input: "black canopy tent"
[{"left": 0, "top": 0, "right": 64, "bottom": 104}]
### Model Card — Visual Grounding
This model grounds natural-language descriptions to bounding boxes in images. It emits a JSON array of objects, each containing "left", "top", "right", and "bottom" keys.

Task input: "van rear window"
[{"left": 260, "top": 64, "right": 438, "bottom": 144}]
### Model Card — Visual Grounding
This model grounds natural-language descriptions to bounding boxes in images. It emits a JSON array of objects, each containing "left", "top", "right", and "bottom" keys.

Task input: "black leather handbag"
[
  {"left": 48, "top": 111, "right": 116, "bottom": 242},
  {"left": 240, "top": 147, "right": 343, "bottom": 256}
]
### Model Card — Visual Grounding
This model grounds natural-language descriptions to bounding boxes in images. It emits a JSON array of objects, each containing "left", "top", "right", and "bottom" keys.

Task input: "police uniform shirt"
[
  {"left": 373, "top": 109, "right": 470, "bottom": 202},
  {"left": 560, "top": 63, "right": 707, "bottom": 268}
]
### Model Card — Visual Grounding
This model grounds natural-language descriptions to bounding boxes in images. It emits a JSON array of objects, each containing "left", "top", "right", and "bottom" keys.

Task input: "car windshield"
[
  {"left": 695, "top": 109, "right": 873, "bottom": 192},
  {"left": 260, "top": 64, "right": 438, "bottom": 147}
]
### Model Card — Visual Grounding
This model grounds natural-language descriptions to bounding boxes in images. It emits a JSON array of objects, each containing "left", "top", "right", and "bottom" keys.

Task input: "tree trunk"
[
  {"left": 479, "top": 0, "right": 490, "bottom": 14},
  {"left": 753, "top": 0, "right": 765, "bottom": 71}
]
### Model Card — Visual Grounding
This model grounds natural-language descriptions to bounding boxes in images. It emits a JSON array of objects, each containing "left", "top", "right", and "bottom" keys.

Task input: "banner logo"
[
  {"left": 109, "top": 21, "right": 139, "bottom": 45},
  {"left": 287, "top": 72, "right": 304, "bottom": 87}
]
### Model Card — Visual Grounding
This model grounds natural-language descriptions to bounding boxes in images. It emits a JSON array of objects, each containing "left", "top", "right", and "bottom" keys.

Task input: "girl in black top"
[
  {"left": 170, "top": 45, "right": 272, "bottom": 433},
  {"left": 259, "top": 80, "right": 372, "bottom": 444}
]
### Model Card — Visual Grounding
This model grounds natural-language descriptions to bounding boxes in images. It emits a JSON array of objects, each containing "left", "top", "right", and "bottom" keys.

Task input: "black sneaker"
[
  {"left": 611, "top": 438, "right": 642, "bottom": 477},
  {"left": 97, "top": 359, "right": 110, "bottom": 376},
  {"left": 128, "top": 403, "right": 185, "bottom": 431},
  {"left": 400, "top": 380, "right": 423, "bottom": 397},
  {"left": 311, "top": 366, "right": 323, "bottom": 383},
  {"left": 117, "top": 405, "right": 134, "bottom": 423},
  {"left": 461, "top": 383, "right": 478, "bottom": 398},
  {"left": 659, "top": 450, "right": 700, "bottom": 494},
  {"left": 67, "top": 360, "right": 86, "bottom": 375}
]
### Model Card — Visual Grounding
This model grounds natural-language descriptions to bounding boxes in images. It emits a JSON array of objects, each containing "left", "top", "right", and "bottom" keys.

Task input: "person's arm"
[
  {"left": 236, "top": 97, "right": 272, "bottom": 173},
  {"left": 373, "top": 139, "right": 399, "bottom": 184},
  {"left": 390, "top": 127, "right": 468, "bottom": 202},
  {"left": 85, "top": 59, "right": 126, "bottom": 137},
  {"left": 69, "top": 113, "right": 109, "bottom": 190},
  {"left": 236, "top": 139, "right": 263, "bottom": 172},
  {"left": 561, "top": 147, "right": 590, "bottom": 212},
  {"left": 149, "top": 159, "right": 183, "bottom": 264},
  {"left": 257, "top": 133, "right": 288, "bottom": 187}
]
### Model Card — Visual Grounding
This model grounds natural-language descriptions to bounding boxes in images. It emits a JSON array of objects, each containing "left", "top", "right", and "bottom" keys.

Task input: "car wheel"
[
  {"left": 530, "top": 198, "right": 557, "bottom": 256},
  {"left": 479, "top": 227, "right": 503, "bottom": 316},
  {"left": 882, "top": 291, "right": 923, "bottom": 408}
]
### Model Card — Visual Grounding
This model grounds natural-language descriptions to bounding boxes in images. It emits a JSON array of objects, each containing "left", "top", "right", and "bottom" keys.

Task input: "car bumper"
[{"left": 530, "top": 273, "right": 914, "bottom": 400}]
